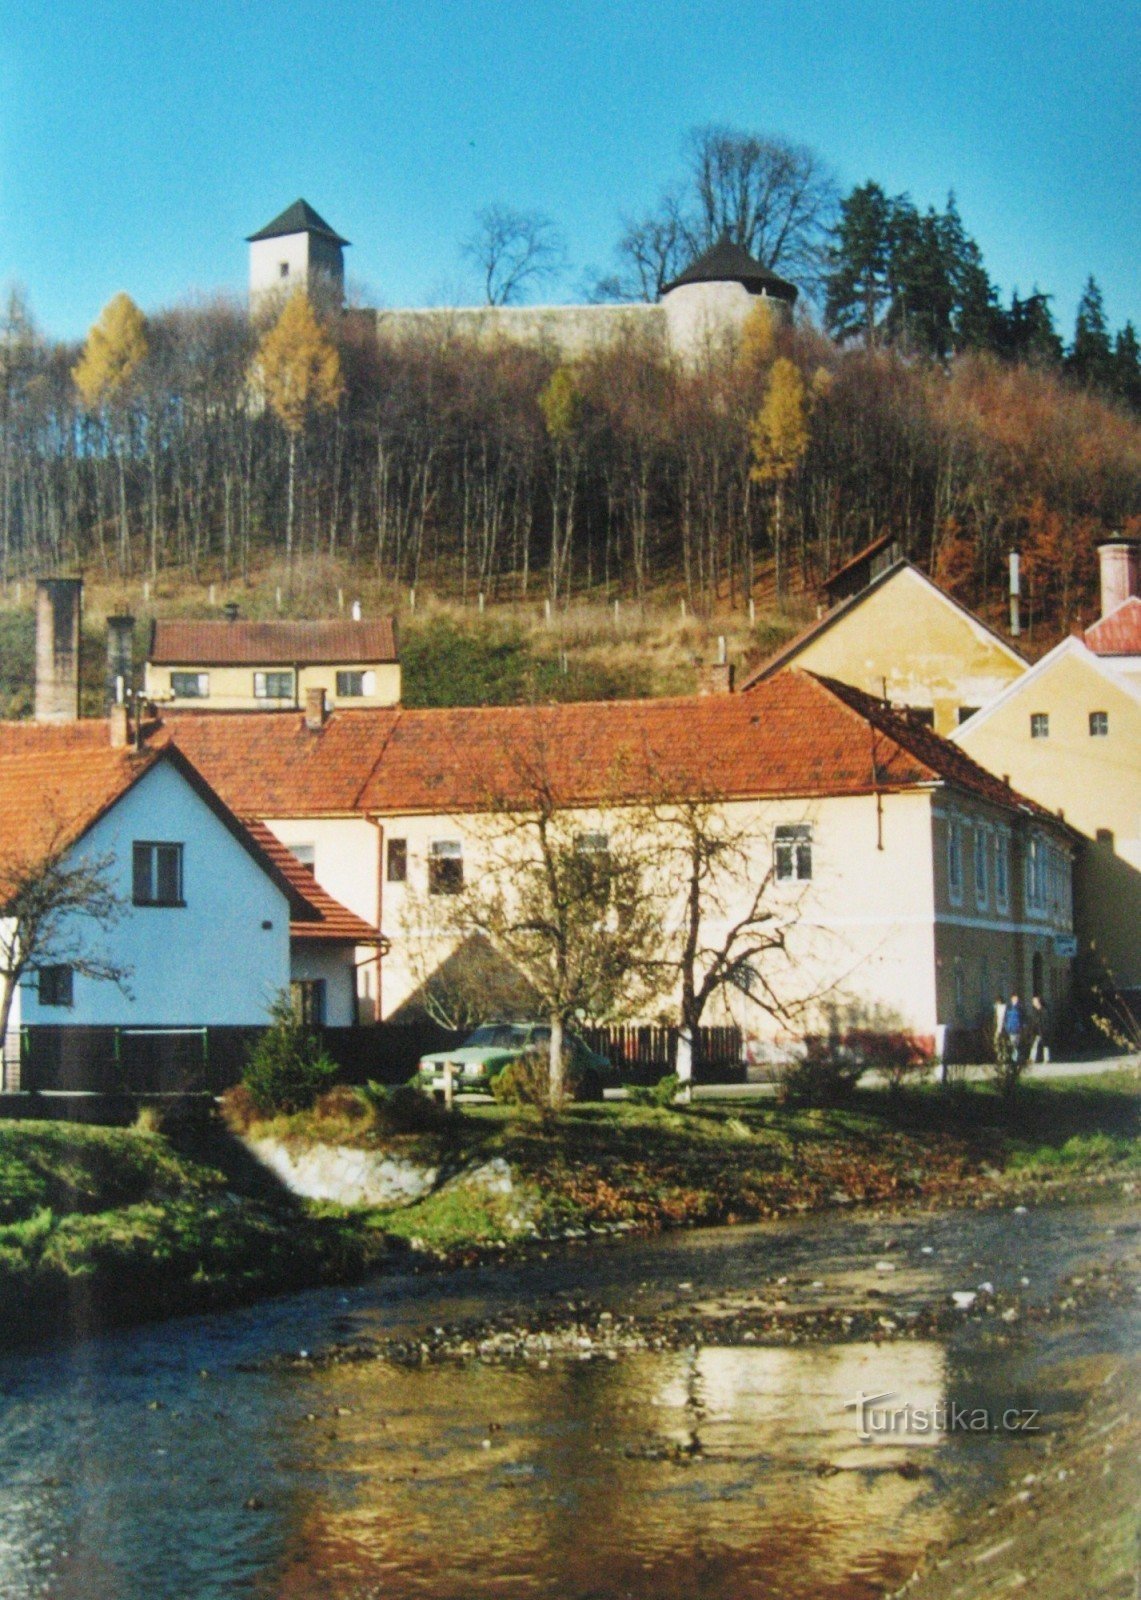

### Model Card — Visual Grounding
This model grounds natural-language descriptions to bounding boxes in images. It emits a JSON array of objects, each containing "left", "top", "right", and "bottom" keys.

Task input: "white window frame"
[
  {"left": 170, "top": 671, "right": 209, "bottom": 699},
  {"left": 774, "top": 823, "right": 813, "bottom": 882},
  {"left": 254, "top": 670, "right": 294, "bottom": 700}
]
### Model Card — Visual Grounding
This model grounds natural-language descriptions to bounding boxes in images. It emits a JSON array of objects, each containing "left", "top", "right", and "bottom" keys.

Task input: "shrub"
[
  {"left": 491, "top": 1050, "right": 551, "bottom": 1108},
  {"left": 242, "top": 997, "right": 338, "bottom": 1116},
  {"left": 312, "top": 1084, "right": 372, "bottom": 1124},
  {"left": 776, "top": 1040, "right": 864, "bottom": 1107},
  {"left": 218, "top": 1083, "right": 260, "bottom": 1132},
  {"left": 360, "top": 1080, "right": 455, "bottom": 1134},
  {"left": 627, "top": 1073, "right": 681, "bottom": 1108}
]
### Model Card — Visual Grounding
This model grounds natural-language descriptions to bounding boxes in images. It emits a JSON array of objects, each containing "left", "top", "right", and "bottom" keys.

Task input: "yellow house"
[
  {"left": 954, "top": 636, "right": 1141, "bottom": 997},
  {"left": 145, "top": 617, "right": 401, "bottom": 710},
  {"left": 162, "top": 672, "right": 1076, "bottom": 1061},
  {"left": 741, "top": 560, "right": 1027, "bottom": 736}
]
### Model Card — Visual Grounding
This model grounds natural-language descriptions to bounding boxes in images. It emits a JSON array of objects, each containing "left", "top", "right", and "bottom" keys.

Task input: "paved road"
[{"left": 672, "top": 1052, "right": 1140, "bottom": 1101}]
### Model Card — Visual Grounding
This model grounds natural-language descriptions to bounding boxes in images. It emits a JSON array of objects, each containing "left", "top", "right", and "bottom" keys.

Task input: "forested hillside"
[{"left": 1, "top": 129, "right": 1138, "bottom": 645}]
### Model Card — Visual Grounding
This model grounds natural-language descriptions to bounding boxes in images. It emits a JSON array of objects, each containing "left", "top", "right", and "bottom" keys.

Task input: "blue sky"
[{"left": 2, "top": 0, "right": 1137, "bottom": 342}]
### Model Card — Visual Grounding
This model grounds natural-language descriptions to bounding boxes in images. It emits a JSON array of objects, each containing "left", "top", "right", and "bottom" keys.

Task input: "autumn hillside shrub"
[{"left": 359, "top": 1081, "right": 456, "bottom": 1134}]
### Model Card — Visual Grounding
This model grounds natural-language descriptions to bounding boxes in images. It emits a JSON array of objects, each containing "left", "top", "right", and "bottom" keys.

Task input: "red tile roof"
[
  {"left": 242, "top": 820, "right": 381, "bottom": 944},
  {"left": 147, "top": 672, "right": 1060, "bottom": 823},
  {"left": 154, "top": 707, "right": 401, "bottom": 814},
  {"left": 148, "top": 617, "right": 397, "bottom": 666},
  {"left": 1085, "top": 596, "right": 1141, "bottom": 656},
  {"left": 0, "top": 732, "right": 161, "bottom": 878},
  {"left": 0, "top": 724, "right": 318, "bottom": 920}
]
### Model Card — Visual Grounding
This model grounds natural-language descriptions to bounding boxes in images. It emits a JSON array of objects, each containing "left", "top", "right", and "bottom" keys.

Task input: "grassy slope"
[
  {"left": 254, "top": 1072, "right": 1141, "bottom": 1254},
  {"left": 0, "top": 565, "right": 811, "bottom": 712},
  {"left": 0, "top": 1121, "right": 390, "bottom": 1348}
]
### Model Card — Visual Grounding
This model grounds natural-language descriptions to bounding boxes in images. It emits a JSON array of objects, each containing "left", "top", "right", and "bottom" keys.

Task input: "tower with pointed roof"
[{"left": 247, "top": 200, "right": 350, "bottom": 308}]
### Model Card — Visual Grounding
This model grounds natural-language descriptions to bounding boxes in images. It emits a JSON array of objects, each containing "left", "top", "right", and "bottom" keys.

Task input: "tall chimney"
[
  {"left": 1008, "top": 550, "right": 1021, "bottom": 638},
  {"left": 105, "top": 614, "right": 135, "bottom": 709},
  {"left": 1097, "top": 540, "right": 1139, "bottom": 619},
  {"left": 698, "top": 662, "right": 735, "bottom": 695},
  {"left": 34, "top": 578, "right": 82, "bottom": 723}
]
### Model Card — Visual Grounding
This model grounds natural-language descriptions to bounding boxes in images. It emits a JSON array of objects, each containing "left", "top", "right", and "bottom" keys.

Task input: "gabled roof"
[
  {"left": 739, "top": 560, "right": 1026, "bottom": 691},
  {"left": 0, "top": 724, "right": 317, "bottom": 921},
  {"left": 1085, "top": 595, "right": 1141, "bottom": 657},
  {"left": 242, "top": 821, "right": 382, "bottom": 944},
  {"left": 149, "top": 618, "right": 397, "bottom": 667},
  {"left": 951, "top": 634, "right": 1141, "bottom": 743},
  {"left": 148, "top": 671, "right": 1061, "bottom": 825},
  {"left": 662, "top": 236, "right": 798, "bottom": 302},
  {"left": 247, "top": 200, "right": 349, "bottom": 246}
]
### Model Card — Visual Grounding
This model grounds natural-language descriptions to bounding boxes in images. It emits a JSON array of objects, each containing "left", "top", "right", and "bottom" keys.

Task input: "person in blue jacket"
[{"left": 1003, "top": 993, "right": 1023, "bottom": 1064}]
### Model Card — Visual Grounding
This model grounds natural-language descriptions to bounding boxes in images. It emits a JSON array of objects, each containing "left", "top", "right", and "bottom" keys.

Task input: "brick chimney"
[
  {"left": 698, "top": 662, "right": 735, "bottom": 695},
  {"left": 1098, "top": 540, "right": 1139, "bottom": 619},
  {"left": 34, "top": 578, "right": 82, "bottom": 723},
  {"left": 305, "top": 686, "right": 329, "bottom": 730},
  {"left": 105, "top": 614, "right": 135, "bottom": 709}
]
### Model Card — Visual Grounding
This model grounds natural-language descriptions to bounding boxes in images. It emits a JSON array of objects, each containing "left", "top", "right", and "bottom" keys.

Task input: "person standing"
[
  {"left": 1003, "top": 992, "right": 1023, "bottom": 1065},
  {"left": 992, "top": 993, "right": 1008, "bottom": 1061},
  {"left": 1028, "top": 995, "right": 1051, "bottom": 1064}
]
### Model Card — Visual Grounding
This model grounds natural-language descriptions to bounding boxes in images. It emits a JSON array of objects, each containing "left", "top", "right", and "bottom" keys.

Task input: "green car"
[{"left": 417, "top": 1022, "right": 613, "bottom": 1099}]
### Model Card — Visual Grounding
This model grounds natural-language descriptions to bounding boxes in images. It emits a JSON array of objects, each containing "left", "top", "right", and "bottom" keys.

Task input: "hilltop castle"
[{"left": 247, "top": 199, "right": 798, "bottom": 360}]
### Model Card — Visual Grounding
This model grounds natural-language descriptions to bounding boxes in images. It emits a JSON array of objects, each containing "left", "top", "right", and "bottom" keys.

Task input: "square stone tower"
[{"left": 247, "top": 200, "right": 349, "bottom": 310}]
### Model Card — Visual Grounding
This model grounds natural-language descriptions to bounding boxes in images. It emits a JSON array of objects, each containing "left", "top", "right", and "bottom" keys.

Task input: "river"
[{"left": 0, "top": 1201, "right": 1136, "bottom": 1600}]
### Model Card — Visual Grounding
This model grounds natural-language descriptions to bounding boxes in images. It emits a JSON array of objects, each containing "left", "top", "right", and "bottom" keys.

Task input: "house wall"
[
  {"left": 13, "top": 761, "right": 291, "bottom": 1029},
  {"left": 263, "top": 816, "right": 383, "bottom": 1016},
  {"left": 371, "top": 792, "right": 945, "bottom": 1049},
  {"left": 783, "top": 567, "right": 1025, "bottom": 735},
  {"left": 929, "top": 796, "right": 1075, "bottom": 1043},
  {"left": 955, "top": 648, "right": 1141, "bottom": 989},
  {"left": 145, "top": 660, "right": 401, "bottom": 709},
  {"left": 290, "top": 944, "right": 358, "bottom": 1027}
]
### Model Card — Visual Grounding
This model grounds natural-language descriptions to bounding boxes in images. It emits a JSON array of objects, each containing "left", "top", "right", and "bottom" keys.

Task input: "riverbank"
[{"left": 0, "top": 1073, "right": 1137, "bottom": 1349}]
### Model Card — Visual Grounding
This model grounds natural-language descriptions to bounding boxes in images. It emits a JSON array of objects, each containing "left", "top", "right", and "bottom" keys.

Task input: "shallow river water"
[{"left": 0, "top": 1202, "right": 1136, "bottom": 1600}]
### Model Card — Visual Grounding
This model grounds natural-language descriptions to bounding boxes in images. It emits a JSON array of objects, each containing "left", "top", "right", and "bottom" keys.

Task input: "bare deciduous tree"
[
  {"left": 462, "top": 204, "right": 567, "bottom": 306},
  {"left": 0, "top": 832, "right": 130, "bottom": 1069}
]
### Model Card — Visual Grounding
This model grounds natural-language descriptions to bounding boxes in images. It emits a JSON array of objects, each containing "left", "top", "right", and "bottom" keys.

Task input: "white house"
[{"left": 0, "top": 722, "right": 378, "bottom": 1080}]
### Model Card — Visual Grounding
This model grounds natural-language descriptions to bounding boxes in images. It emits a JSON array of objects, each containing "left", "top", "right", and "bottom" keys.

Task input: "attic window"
[
  {"left": 288, "top": 843, "right": 316, "bottom": 875},
  {"left": 1089, "top": 711, "right": 1108, "bottom": 737},
  {"left": 279, "top": 262, "right": 290, "bottom": 279},
  {"left": 1030, "top": 713, "right": 1049, "bottom": 739},
  {"left": 336, "top": 670, "right": 376, "bottom": 698}
]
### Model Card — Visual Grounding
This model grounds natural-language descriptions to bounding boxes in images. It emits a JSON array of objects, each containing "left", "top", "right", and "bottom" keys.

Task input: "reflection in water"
[
  {"left": 0, "top": 1203, "right": 1133, "bottom": 1600},
  {"left": 272, "top": 1343, "right": 949, "bottom": 1600}
]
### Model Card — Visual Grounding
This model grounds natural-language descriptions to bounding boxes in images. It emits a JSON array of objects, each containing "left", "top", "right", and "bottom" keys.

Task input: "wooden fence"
[{"left": 580, "top": 1024, "right": 743, "bottom": 1084}]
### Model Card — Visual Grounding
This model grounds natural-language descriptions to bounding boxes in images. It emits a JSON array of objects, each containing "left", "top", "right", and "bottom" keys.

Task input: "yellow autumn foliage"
[
  {"left": 255, "top": 290, "right": 343, "bottom": 435},
  {"left": 749, "top": 357, "right": 810, "bottom": 485},
  {"left": 72, "top": 293, "right": 147, "bottom": 410}
]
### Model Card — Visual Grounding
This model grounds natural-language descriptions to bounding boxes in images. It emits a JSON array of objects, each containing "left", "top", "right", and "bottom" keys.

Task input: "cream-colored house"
[
  {"left": 146, "top": 617, "right": 401, "bottom": 710},
  {"left": 162, "top": 671, "right": 1076, "bottom": 1061},
  {"left": 954, "top": 636, "right": 1141, "bottom": 997},
  {"left": 741, "top": 560, "right": 1027, "bottom": 736}
]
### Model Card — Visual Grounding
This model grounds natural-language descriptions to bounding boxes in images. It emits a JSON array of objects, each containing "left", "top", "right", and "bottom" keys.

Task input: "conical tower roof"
[{"left": 662, "top": 235, "right": 796, "bottom": 301}]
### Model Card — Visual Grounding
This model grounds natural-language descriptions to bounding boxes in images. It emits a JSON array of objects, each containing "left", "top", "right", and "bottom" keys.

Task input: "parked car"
[{"left": 417, "top": 1022, "right": 613, "bottom": 1099}]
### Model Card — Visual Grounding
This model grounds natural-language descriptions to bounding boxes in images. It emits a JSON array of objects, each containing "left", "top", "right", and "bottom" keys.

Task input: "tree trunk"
[
  {"left": 286, "top": 432, "right": 296, "bottom": 567},
  {"left": 548, "top": 1013, "right": 565, "bottom": 1106}
]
